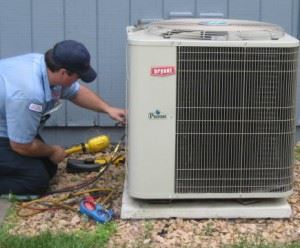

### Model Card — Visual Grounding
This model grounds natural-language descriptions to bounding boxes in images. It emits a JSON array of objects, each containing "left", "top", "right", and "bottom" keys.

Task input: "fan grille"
[{"left": 175, "top": 46, "right": 298, "bottom": 194}]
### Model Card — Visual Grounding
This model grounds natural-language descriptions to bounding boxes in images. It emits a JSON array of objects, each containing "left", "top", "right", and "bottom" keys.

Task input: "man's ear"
[{"left": 59, "top": 68, "right": 68, "bottom": 75}]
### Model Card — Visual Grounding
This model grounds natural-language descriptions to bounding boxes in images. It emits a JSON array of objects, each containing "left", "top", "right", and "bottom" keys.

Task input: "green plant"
[
  {"left": 144, "top": 220, "right": 154, "bottom": 239},
  {"left": 130, "top": 221, "right": 155, "bottom": 248},
  {"left": 0, "top": 221, "right": 116, "bottom": 248},
  {"left": 225, "top": 237, "right": 269, "bottom": 248},
  {"left": 203, "top": 221, "right": 215, "bottom": 236},
  {"left": 294, "top": 145, "right": 300, "bottom": 161},
  {"left": 223, "top": 235, "right": 300, "bottom": 248}
]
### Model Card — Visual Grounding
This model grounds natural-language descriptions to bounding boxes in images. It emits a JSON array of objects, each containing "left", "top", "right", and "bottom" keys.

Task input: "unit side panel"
[{"left": 127, "top": 45, "right": 176, "bottom": 198}]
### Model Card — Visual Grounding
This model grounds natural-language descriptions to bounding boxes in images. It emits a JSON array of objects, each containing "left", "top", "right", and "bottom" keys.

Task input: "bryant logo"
[{"left": 150, "top": 66, "right": 176, "bottom": 77}]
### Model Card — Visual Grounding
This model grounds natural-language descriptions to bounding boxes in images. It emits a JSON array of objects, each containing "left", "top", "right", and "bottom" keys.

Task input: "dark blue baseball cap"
[{"left": 52, "top": 40, "right": 97, "bottom": 83}]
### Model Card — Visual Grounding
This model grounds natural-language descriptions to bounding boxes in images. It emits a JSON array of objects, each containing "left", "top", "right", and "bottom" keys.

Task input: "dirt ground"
[{"left": 7, "top": 145, "right": 300, "bottom": 248}]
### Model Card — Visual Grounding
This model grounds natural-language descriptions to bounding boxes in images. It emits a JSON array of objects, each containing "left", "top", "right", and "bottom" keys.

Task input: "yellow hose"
[{"left": 65, "top": 135, "right": 110, "bottom": 155}]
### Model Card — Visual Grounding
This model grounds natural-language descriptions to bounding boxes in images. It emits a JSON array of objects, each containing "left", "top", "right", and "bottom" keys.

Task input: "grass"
[
  {"left": 223, "top": 234, "right": 300, "bottom": 248},
  {"left": 295, "top": 145, "right": 300, "bottom": 161},
  {"left": 129, "top": 221, "right": 154, "bottom": 248},
  {"left": 203, "top": 221, "right": 215, "bottom": 236},
  {"left": 0, "top": 204, "right": 116, "bottom": 248},
  {"left": 0, "top": 223, "right": 116, "bottom": 248},
  {"left": 225, "top": 240, "right": 300, "bottom": 248}
]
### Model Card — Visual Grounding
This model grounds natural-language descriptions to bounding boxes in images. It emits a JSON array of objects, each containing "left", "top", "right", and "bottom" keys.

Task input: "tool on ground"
[
  {"left": 66, "top": 158, "right": 104, "bottom": 173},
  {"left": 16, "top": 135, "right": 126, "bottom": 218},
  {"left": 17, "top": 187, "right": 114, "bottom": 218},
  {"left": 65, "top": 135, "right": 110, "bottom": 155},
  {"left": 80, "top": 196, "right": 114, "bottom": 223},
  {"left": 66, "top": 134, "right": 125, "bottom": 173},
  {"left": 66, "top": 154, "right": 125, "bottom": 173}
]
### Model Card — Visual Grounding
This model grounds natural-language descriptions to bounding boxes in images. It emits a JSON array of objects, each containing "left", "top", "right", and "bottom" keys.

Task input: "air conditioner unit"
[{"left": 126, "top": 19, "right": 299, "bottom": 199}]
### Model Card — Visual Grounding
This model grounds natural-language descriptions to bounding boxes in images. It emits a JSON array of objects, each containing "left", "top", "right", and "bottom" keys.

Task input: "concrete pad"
[
  {"left": 121, "top": 179, "right": 292, "bottom": 219},
  {"left": 0, "top": 199, "right": 10, "bottom": 224}
]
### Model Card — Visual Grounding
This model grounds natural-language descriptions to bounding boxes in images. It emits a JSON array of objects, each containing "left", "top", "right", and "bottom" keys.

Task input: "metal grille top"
[{"left": 145, "top": 19, "right": 284, "bottom": 40}]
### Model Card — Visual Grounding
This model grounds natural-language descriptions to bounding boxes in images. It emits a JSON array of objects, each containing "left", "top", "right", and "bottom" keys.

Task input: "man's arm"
[
  {"left": 10, "top": 139, "right": 66, "bottom": 164},
  {"left": 71, "top": 85, "right": 126, "bottom": 123}
]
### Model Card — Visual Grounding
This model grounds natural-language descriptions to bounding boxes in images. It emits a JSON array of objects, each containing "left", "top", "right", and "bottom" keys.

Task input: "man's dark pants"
[{"left": 0, "top": 137, "right": 57, "bottom": 195}]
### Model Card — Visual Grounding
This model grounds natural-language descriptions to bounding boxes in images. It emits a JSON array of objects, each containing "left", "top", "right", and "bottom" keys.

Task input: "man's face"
[{"left": 59, "top": 69, "right": 79, "bottom": 86}]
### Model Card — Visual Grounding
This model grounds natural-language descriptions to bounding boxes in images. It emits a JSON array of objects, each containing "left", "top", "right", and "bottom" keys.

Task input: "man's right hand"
[
  {"left": 49, "top": 145, "right": 67, "bottom": 163},
  {"left": 10, "top": 139, "right": 67, "bottom": 164}
]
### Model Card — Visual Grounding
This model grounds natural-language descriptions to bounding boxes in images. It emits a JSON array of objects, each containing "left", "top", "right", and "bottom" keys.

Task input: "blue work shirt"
[{"left": 0, "top": 53, "right": 80, "bottom": 143}]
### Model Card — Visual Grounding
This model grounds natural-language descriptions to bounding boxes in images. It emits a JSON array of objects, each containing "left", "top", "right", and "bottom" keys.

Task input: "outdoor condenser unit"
[{"left": 127, "top": 19, "right": 299, "bottom": 199}]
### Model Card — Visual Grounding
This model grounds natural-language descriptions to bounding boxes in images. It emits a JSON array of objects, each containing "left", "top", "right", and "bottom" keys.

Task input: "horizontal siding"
[
  {"left": 0, "top": 0, "right": 298, "bottom": 127},
  {"left": 0, "top": 0, "right": 32, "bottom": 57},
  {"left": 228, "top": 0, "right": 260, "bottom": 20},
  {"left": 197, "top": 0, "right": 228, "bottom": 18},
  {"left": 98, "top": 0, "right": 130, "bottom": 126},
  {"left": 64, "top": 0, "right": 98, "bottom": 126},
  {"left": 164, "top": 0, "right": 195, "bottom": 18},
  {"left": 32, "top": 0, "right": 65, "bottom": 126},
  {"left": 261, "top": 0, "right": 294, "bottom": 34}
]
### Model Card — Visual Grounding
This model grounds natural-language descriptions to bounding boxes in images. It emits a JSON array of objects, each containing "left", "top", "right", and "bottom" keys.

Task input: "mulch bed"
[{"left": 6, "top": 145, "right": 300, "bottom": 248}]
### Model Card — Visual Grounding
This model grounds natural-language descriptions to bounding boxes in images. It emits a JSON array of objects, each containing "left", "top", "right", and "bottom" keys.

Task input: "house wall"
[{"left": 0, "top": 0, "right": 299, "bottom": 145}]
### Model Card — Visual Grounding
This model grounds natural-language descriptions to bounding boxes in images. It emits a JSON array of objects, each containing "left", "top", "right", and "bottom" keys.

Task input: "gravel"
[{"left": 7, "top": 146, "right": 300, "bottom": 247}]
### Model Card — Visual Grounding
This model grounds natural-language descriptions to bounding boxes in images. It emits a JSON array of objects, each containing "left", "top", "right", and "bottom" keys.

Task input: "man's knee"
[
  {"left": 0, "top": 139, "right": 55, "bottom": 195},
  {"left": 3, "top": 162, "right": 52, "bottom": 195},
  {"left": 24, "top": 168, "right": 51, "bottom": 194},
  {"left": 0, "top": 171, "right": 50, "bottom": 195}
]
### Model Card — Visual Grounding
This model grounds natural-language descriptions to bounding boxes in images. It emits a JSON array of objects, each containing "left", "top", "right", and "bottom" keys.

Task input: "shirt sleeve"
[
  {"left": 6, "top": 98, "right": 43, "bottom": 143},
  {"left": 61, "top": 81, "right": 80, "bottom": 99}
]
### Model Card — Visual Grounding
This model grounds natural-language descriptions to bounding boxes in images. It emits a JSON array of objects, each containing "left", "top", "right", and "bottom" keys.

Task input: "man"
[{"left": 0, "top": 40, "right": 126, "bottom": 195}]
